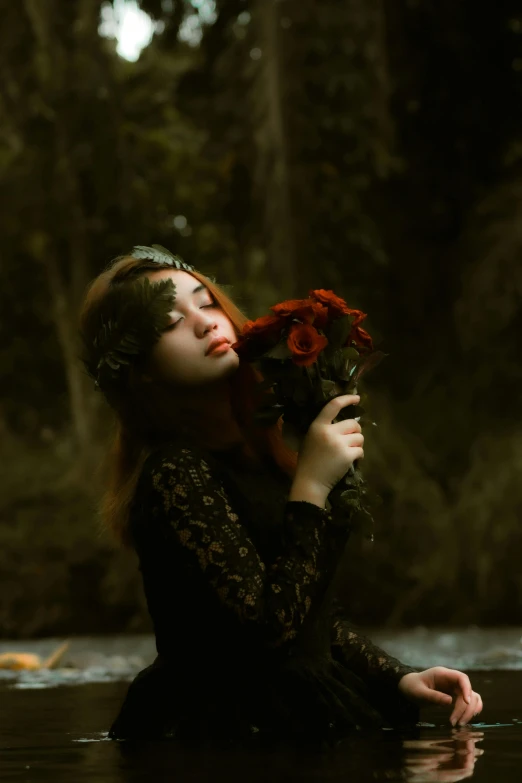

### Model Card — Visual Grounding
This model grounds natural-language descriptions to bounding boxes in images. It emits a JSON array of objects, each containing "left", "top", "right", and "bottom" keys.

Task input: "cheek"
[
  {"left": 150, "top": 337, "right": 184, "bottom": 377},
  {"left": 151, "top": 335, "right": 204, "bottom": 382},
  {"left": 214, "top": 309, "right": 233, "bottom": 330}
]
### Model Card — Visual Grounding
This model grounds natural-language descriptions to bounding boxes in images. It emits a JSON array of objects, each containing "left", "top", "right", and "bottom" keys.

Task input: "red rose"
[
  {"left": 270, "top": 298, "right": 329, "bottom": 330},
  {"left": 308, "top": 301, "right": 329, "bottom": 329},
  {"left": 241, "top": 314, "right": 285, "bottom": 337},
  {"left": 231, "top": 314, "right": 285, "bottom": 360},
  {"left": 270, "top": 298, "right": 310, "bottom": 318},
  {"left": 349, "top": 326, "right": 374, "bottom": 352},
  {"left": 309, "top": 289, "right": 367, "bottom": 326},
  {"left": 287, "top": 322, "right": 328, "bottom": 367},
  {"left": 345, "top": 309, "right": 367, "bottom": 328}
]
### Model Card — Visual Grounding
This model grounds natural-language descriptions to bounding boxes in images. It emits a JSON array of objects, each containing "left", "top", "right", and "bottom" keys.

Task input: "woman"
[{"left": 79, "top": 245, "right": 483, "bottom": 747}]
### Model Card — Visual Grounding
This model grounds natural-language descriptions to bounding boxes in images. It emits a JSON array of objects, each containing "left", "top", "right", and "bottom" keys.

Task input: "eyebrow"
[{"left": 169, "top": 284, "right": 209, "bottom": 318}]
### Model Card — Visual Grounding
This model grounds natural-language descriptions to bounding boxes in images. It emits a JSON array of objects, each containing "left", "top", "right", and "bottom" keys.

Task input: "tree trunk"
[
  {"left": 38, "top": 249, "right": 92, "bottom": 452},
  {"left": 252, "top": 0, "right": 297, "bottom": 299},
  {"left": 23, "top": 0, "right": 95, "bottom": 457}
]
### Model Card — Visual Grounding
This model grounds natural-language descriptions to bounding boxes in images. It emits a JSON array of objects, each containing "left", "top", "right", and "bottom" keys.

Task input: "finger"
[
  {"left": 457, "top": 672, "right": 472, "bottom": 704},
  {"left": 332, "top": 418, "right": 362, "bottom": 433},
  {"left": 317, "top": 394, "right": 360, "bottom": 424},
  {"left": 450, "top": 695, "right": 468, "bottom": 726},
  {"left": 462, "top": 691, "right": 480, "bottom": 723},
  {"left": 345, "top": 432, "right": 364, "bottom": 446},
  {"left": 468, "top": 692, "right": 483, "bottom": 724},
  {"left": 467, "top": 692, "right": 483, "bottom": 723},
  {"left": 457, "top": 692, "right": 481, "bottom": 727},
  {"left": 420, "top": 686, "right": 453, "bottom": 706}
]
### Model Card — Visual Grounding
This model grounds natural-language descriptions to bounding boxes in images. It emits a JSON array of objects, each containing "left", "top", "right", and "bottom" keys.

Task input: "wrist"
[
  {"left": 288, "top": 476, "right": 328, "bottom": 508},
  {"left": 398, "top": 671, "right": 418, "bottom": 694}
]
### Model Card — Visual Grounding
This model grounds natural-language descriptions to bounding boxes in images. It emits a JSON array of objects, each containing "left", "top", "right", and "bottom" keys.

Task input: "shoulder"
[
  {"left": 139, "top": 440, "right": 219, "bottom": 492},
  {"left": 131, "top": 441, "right": 222, "bottom": 533}
]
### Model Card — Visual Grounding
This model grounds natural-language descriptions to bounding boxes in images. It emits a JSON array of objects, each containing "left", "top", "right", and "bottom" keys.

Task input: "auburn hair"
[{"left": 78, "top": 254, "right": 298, "bottom": 547}]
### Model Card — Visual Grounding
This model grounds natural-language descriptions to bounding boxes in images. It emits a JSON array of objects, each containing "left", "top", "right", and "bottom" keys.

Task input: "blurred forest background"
[{"left": 1, "top": 0, "right": 522, "bottom": 638}]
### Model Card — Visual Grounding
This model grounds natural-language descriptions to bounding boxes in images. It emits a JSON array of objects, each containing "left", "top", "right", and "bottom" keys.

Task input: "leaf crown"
[
  {"left": 81, "top": 245, "right": 203, "bottom": 395},
  {"left": 129, "top": 244, "right": 197, "bottom": 273}
]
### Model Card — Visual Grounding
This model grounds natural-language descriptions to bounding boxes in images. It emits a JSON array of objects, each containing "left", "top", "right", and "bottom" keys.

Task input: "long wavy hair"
[{"left": 79, "top": 254, "right": 298, "bottom": 547}]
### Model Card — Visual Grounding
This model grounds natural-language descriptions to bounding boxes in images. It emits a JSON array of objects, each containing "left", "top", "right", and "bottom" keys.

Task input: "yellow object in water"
[{"left": 0, "top": 640, "right": 70, "bottom": 670}]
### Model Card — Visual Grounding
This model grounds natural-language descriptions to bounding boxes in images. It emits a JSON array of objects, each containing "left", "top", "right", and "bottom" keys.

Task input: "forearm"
[
  {"left": 330, "top": 600, "right": 418, "bottom": 690},
  {"left": 330, "top": 615, "right": 420, "bottom": 725}
]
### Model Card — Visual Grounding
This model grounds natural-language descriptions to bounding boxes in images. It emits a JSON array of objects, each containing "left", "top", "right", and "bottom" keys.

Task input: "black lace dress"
[{"left": 108, "top": 439, "right": 419, "bottom": 747}]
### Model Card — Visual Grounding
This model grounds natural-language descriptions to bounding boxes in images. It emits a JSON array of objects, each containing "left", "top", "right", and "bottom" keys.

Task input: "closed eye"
[{"left": 165, "top": 301, "right": 218, "bottom": 330}]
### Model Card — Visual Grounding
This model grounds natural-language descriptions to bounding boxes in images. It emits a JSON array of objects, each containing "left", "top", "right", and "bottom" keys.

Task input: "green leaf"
[
  {"left": 82, "top": 276, "right": 176, "bottom": 391},
  {"left": 338, "top": 345, "right": 360, "bottom": 380},
  {"left": 353, "top": 350, "right": 388, "bottom": 383},
  {"left": 320, "top": 379, "right": 339, "bottom": 398},
  {"left": 264, "top": 339, "right": 293, "bottom": 360},
  {"left": 342, "top": 346, "right": 359, "bottom": 361},
  {"left": 258, "top": 357, "right": 301, "bottom": 380},
  {"left": 130, "top": 244, "right": 194, "bottom": 272},
  {"left": 325, "top": 314, "right": 354, "bottom": 348},
  {"left": 340, "top": 489, "right": 360, "bottom": 502}
]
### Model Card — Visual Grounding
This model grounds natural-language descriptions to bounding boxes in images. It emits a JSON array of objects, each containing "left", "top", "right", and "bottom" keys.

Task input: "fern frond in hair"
[
  {"left": 81, "top": 276, "right": 176, "bottom": 392},
  {"left": 130, "top": 244, "right": 196, "bottom": 272}
]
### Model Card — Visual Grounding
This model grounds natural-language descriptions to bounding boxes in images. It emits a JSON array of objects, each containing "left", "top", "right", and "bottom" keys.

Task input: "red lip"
[{"left": 205, "top": 336, "right": 230, "bottom": 355}]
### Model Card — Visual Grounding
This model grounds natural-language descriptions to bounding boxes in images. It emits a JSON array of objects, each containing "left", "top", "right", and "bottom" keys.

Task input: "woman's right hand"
[{"left": 294, "top": 394, "right": 364, "bottom": 497}]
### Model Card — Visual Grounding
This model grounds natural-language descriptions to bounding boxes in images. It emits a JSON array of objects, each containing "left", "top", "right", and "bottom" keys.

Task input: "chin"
[{"left": 221, "top": 354, "right": 240, "bottom": 376}]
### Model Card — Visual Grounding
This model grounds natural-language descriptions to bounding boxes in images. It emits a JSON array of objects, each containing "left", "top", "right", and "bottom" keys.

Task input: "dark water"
[{"left": 1, "top": 632, "right": 522, "bottom": 781}]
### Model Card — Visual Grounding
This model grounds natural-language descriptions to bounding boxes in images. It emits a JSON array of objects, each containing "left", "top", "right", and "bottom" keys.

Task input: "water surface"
[{"left": 1, "top": 629, "right": 521, "bottom": 782}]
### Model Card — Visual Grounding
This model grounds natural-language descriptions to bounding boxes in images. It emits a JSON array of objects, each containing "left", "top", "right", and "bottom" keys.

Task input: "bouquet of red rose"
[{"left": 231, "top": 289, "right": 387, "bottom": 537}]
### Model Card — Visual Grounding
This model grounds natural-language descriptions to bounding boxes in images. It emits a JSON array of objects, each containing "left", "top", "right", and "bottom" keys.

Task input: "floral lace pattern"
[
  {"left": 110, "top": 440, "right": 420, "bottom": 741},
  {"left": 147, "top": 445, "right": 351, "bottom": 648},
  {"left": 330, "top": 597, "right": 418, "bottom": 689}
]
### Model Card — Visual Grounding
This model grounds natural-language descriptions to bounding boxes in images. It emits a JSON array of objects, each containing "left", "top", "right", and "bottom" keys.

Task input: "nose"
[{"left": 197, "top": 311, "right": 219, "bottom": 337}]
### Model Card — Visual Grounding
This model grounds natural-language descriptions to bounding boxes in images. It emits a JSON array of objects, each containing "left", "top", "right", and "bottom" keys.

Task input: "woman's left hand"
[{"left": 398, "top": 667, "right": 483, "bottom": 726}]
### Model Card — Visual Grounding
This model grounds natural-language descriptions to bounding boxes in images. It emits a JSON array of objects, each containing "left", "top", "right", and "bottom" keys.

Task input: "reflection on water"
[
  {"left": 0, "top": 674, "right": 521, "bottom": 782},
  {"left": 1, "top": 631, "right": 522, "bottom": 782},
  {"left": 403, "top": 729, "right": 484, "bottom": 782}
]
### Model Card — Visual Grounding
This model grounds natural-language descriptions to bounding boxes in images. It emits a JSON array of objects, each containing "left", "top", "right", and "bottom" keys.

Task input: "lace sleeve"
[
  {"left": 144, "top": 445, "right": 352, "bottom": 650},
  {"left": 330, "top": 596, "right": 419, "bottom": 690}
]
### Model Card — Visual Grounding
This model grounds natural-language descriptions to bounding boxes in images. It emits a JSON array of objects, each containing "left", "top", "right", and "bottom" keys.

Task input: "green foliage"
[
  {"left": 130, "top": 244, "right": 193, "bottom": 269},
  {"left": 82, "top": 276, "right": 176, "bottom": 392},
  {"left": 0, "top": 431, "right": 148, "bottom": 637},
  {"left": 0, "top": 0, "right": 521, "bottom": 634},
  {"left": 323, "top": 315, "right": 354, "bottom": 349}
]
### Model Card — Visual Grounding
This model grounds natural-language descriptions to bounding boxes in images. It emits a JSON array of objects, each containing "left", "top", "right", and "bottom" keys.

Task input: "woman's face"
[{"left": 143, "top": 269, "right": 240, "bottom": 388}]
